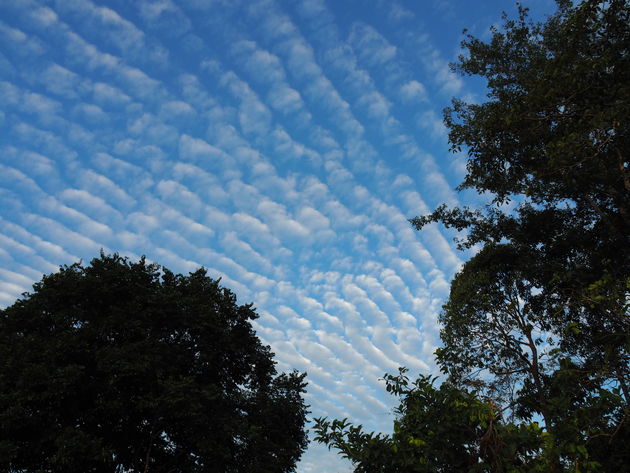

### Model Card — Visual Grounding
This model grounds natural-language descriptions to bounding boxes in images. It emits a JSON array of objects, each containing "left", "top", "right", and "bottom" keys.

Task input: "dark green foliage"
[
  {"left": 0, "top": 253, "right": 308, "bottom": 473},
  {"left": 413, "top": 0, "right": 630, "bottom": 364},
  {"left": 316, "top": 1, "right": 629, "bottom": 471},
  {"left": 436, "top": 242, "right": 629, "bottom": 470},
  {"left": 315, "top": 368, "right": 548, "bottom": 473},
  {"left": 411, "top": 0, "right": 629, "bottom": 469}
]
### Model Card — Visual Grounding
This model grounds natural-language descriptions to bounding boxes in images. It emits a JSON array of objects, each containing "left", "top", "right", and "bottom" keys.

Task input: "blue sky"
[{"left": 0, "top": 0, "right": 556, "bottom": 471}]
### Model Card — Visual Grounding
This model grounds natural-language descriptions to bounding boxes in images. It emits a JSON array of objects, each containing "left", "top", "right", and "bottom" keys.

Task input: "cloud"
[
  {"left": 156, "top": 179, "right": 206, "bottom": 219},
  {"left": 266, "top": 85, "right": 304, "bottom": 114},
  {"left": 79, "top": 170, "right": 136, "bottom": 210},
  {"left": 63, "top": 28, "right": 165, "bottom": 102},
  {"left": 348, "top": 23, "right": 397, "bottom": 66},
  {"left": 119, "top": 67, "right": 164, "bottom": 101},
  {"left": 137, "top": 0, "right": 192, "bottom": 37},
  {"left": 417, "top": 109, "right": 447, "bottom": 138},
  {"left": 0, "top": 218, "right": 77, "bottom": 267},
  {"left": 2, "top": 148, "right": 58, "bottom": 182},
  {"left": 212, "top": 69, "right": 274, "bottom": 138},
  {"left": 92, "top": 82, "right": 132, "bottom": 107},
  {"left": 239, "top": 99, "right": 272, "bottom": 137},
  {"left": 233, "top": 40, "right": 285, "bottom": 83},
  {"left": 0, "top": 163, "right": 47, "bottom": 198},
  {"left": 72, "top": 102, "right": 108, "bottom": 124},
  {"left": 220, "top": 231, "right": 276, "bottom": 276},
  {"left": 57, "top": 0, "right": 147, "bottom": 58},
  {"left": 40, "top": 64, "right": 83, "bottom": 99},
  {"left": 90, "top": 152, "right": 153, "bottom": 191},
  {"left": 257, "top": 199, "right": 310, "bottom": 243},
  {"left": 399, "top": 79, "right": 427, "bottom": 102},
  {"left": 127, "top": 113, "right": 178, "bottom": 147},
  {"left": 41, "top": 196, "right": 114, "bottom": 241},
  {"left": 356, "top": 90, "right": 391, "bottom": 120},
  {"left": 178, "top": 135, "right": 236, "bottom": 172},
  {"left": 28, "top": 6, "right": 60, "bottom": 27},
  {"left": 419, "top": 45, "right": 463, "bottom": 95},
  {"left": 65, "top": 30, "right": 120, "bottom": 71},
  {"left": 269, "top": 127, "right": 321, "bottom": 166},
  {"left": 160, "top": 100, "right": 196, "bottom": 121},
  {"left": 0, "top": 20, "right": 46, "bottom": 57},
  {"left": 92, "top": 5, "right": 146, "bottom": 55},
  {"left": 0, "top": 3, "right": 486, "bottom": 471},
  {"left": 23, "top": 213, "right": 104, "bottom": 255},
  {"left": 385, "top": 1, "right": 415, "bottom": 22},
  {"left": 23, "top": 91, "right": 62, "bottom": 118}
]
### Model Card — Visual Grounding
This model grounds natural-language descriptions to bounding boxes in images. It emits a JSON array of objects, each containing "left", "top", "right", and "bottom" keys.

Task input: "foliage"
[
  {"left": 411, "top": 0, "right": 629, "bottom": 380},
  {"left": 316, "top": 1, "right": 629, "bottom": 471},
  {"left": 314, "top": 368, "right": 548, "bottom": 473},
  {"left": 410, "top": 0, "right": 630, "bottom": 468},
  {"left": 435, "top": 243, "right": 629, "bottom": 470},
  {"left": 436, "top": 244, "right": 555, "bottom": 421},
  {"left": 0, "top": 253, "right": 308, "bottom": 473}
]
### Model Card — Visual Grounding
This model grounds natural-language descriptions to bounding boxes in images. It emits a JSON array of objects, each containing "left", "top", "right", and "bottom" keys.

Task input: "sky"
[{"left": 0, "top": 0, "right": 556, "bottom": 471}]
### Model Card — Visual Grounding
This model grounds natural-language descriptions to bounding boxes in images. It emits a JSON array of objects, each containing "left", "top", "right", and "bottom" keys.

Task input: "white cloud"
[
  {"left": 0, "top": 164, "right": 46, "bottom": 197},
  {"left": 231, "top": 212, "right": 283, "bottom": 250},
  {"left": 220, "top": 231, "right": 276, "bottom": 276},
  {"left": 41, "top": 196, "right": 114, "bottom": 241},
  {"left": 65, "top": 31, "right": 120, "bottom": 71},
  {"left": 72, "top": 102, "right": 108, "bottom": 124},
  {"left": 59, "top": 188, "right": 124, "bottom": 224},
  {"left": 178, "top": 135, "right": 234, "bottom": 170},
  {"left": 0, "top": 21, "right": 46, "bottom": 56},
  {"left": 23, "top": 213, "right": 104, "bottom": 255},
  {"left": 0, "top": 219, "right": 77, "bottom": 267},
  {"left": 23, "top": 92, "right": 63, "bottom": 118},
  {"left": 400, "top": 79, "right": 427, "bottom": 102},
  {"left": 29, "top": 6, "right": 59, "bottom": 27},
  {"left": 119, "top": 67, "right": 164, "bottom": 101},
  {"left": 40, "top": 64, "right": 83, "bottom": 99},
  {"left": 356, "top": 90, "right": 391, "bottom": 120},
  {"left": 92, "top": 82, "right": 132, "bottom": 107},
  {"left": 233, "top": 40, "right": 285, "bottom": 82},
  {"left": 267, "top": 86, "right": 304, "bottom": 114},
  {"left": 156, "top": 179, "right": 205, "bottom": 218},
  {"left": 0, "top": 81, "right": 21, "bottom": 106},
  {"left": 160, "top": 100, "right": 196, "bottom": 120},
  {"left": 80, "top": 169, "right": 136, "bottom": 210},
  {"left": 348, "top": 23, "right": 397, "bottom": 66},
  {"left": 386, "top": 1, "right": 415, "bottom": 22},
  {"left": 94, "top": 5, "right": 146, "bottom": 55},
  {"left": 257, "top": 199, "right": 310, "bottom": 243},
  {"left": 127, "top": 113, "right": 178, "bottom": 146},
  {"left": 417, "top": 109, "right": 447, "bottom": 138},
  {"left": 137, "top": 0, "right": 192, "bottom": 37}
]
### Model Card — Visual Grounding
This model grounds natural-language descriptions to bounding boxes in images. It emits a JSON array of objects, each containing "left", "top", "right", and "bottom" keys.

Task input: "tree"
[
  {"left": 435, "top": 243, "right": 557, "bottom": 431},
  {"left": 0, "top": 253, "right": 308, "bottom": 473},
  {"left": 314, "top": 368, "right": 548, "bottom": 473},
  {"left": 412, "top": 0, "right": 629, "bottom": 389},
  {"left": 410, "top": 0, "right": 630, "bottom": 469},
  {"left": 434, "top": 242, "right": 629, "bottom": 471},
  {"left": 316, "top": 0, "right": 629, "bottom": 471}
]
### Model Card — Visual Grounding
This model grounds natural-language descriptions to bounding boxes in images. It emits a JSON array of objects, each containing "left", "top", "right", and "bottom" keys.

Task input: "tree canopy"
[
  {"left": 0, "top": 253, "right": 308, "bottom": 473},
  {"left": 315, "top": 369, "right": 547, "bottom": 473},
  {"left": 414, "top": 2, "right": 630, "bottom": 465},
  {"left": 315, "top": 0, "right": 629, "bottom": 471}
]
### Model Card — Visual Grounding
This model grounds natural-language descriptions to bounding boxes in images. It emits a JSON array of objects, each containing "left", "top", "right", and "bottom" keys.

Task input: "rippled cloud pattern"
[{"left": 0, "top": 0, "right": 554, "bottom": 471}]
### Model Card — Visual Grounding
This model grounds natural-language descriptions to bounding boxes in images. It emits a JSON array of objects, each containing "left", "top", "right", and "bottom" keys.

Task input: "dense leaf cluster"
[
  {"left": 0, "top": 254, "right": 308, "bottom": 473},
  {"left": 315, "top": 369, "right": 547, "bottom": 472},
  {"left": 316, "top": 0, "right": 629, "bottom": 471}
]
